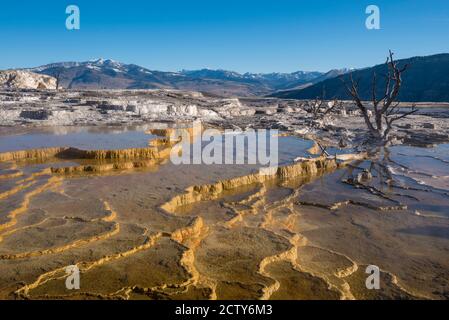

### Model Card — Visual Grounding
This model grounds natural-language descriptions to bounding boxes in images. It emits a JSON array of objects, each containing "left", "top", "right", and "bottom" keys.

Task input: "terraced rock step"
[{"left": 0, "top": 126, "right": 448, "bottom": 300}]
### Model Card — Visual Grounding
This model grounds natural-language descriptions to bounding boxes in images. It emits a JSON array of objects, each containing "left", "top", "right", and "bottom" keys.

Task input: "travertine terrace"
[
  {"left": 1, "top": 88, "right": 449, "bottom": 148},
  {"left": 0, "top": 89, "right": 448, "bottom": 300}
]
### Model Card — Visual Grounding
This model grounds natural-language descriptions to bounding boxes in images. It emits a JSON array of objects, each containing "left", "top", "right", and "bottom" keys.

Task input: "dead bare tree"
[
  {"left": 56, "top": 77, "right": 60, "bottom": 90},
  {"left": 307, "top": 87, "right": 341, "bottom": 119},
  {"left": 52, "top": 67, "right": 65, "bottom": 90},
  {"left": 341, "top": 50, "right": 417, "bottom": 144},
  {"left": 55, "top": 71, "right": 61, "bottom": 90}
]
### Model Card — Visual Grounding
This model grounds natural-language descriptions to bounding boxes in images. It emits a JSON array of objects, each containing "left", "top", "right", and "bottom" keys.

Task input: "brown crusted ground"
[{"left": 0, "top": 128, "right": 448, "bottom": 300}]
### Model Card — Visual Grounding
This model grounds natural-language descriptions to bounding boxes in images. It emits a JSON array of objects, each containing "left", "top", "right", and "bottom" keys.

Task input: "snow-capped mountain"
[
  {"left": 21, "top": 59, "right": 348, "bottom": 96},
  {"left": 271, "top": 53, "right": 449, "bottom": 102},
  {"left": 179, "top": 69, "right": 325, "bottom": 90},
  {"left": 25, "top": 59, "right": 190, "bottom": 92},
  {"left": 28, "top": 59, "right": 133, "bottom": 74}
]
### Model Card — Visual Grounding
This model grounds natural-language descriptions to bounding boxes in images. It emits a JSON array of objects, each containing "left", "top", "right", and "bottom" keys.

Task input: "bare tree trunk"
[
  {"left": 341, "top": 50, "right": 417, "bottom": 144},
  {"left": 55, "top": 72, "right": 61, "bottom": 90}
]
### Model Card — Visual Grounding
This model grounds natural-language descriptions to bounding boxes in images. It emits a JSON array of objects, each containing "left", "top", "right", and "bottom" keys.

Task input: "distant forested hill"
[{"left": 271, "top": 54, "right": 449, "bottom": 103}]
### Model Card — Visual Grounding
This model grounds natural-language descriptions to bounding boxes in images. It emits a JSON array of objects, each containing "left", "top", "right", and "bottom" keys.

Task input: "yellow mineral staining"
[
  {"left": 272, "top": 132, "right": 291, "bottom": 137},
  {"left": 0, "top": 175, "right": 62, "bottom": 234},
  {"left": 0, "top": 170, "right": 23, "bottom": 179},
  {"left": 0, "top": 146, "right": 168, "bottom": 162},
  {"left": 148, "top": 127, "right": 197, "bottom": 141},
  {"left": 0, "top": 168, "right": 53, "bottom": 207},
  {"left": 0, "top": 201, "right": 120, "bottom": 260},
  {"left": 252, "top": 190, "right": 330, "bottom": 299},
  {"left": 255, "top": 191, "right": 359, "bottom": 300},
  {"left": 14, "top": 168, "right": 52, "bottom": 185},
  {"left": 149, "top": 138, "right": 171, "bottom": 147},
  {"left": 0, "top": 129, "right": 175, "bottom": 164},
  {"left": 156, "top": 149, "right": 389, "bottom": 300},
  {"left": 293, "top": 245, "right": 359, "bottom": 300},
  {"left": 0, "top": 128, "right": 180, "bottom": 178},
  {"left": 0, "top": 180, "right": 37, "bottom": 200},
  {"left": 258, "top": 245, "right": 298, "bottom": 300},
  {"left": 15, "top": 232, "right": 163, "bottom": 299},
  {"left": 171, "top": 217, "right": 207, "bottom": 246},
  {"left": 0, "top": 167, "right": 58, "bottom": 243},
  {"left": 101, "top": 201, "right": 118, "bottom": 222},
  {"left": 3, "top": 128, "right": 420, "bottom": 300},
  {"left": 0, "top": 218, "right": 50, "bottom": 243},
  {"left": 50, "top": 159, "right": 161, "bottom": 175},
  {"left": 383, "top": 270, "right": 430, "bottom": 299},
  {"left": 5, "top": 161, "right": 18, "bottom": 170},
  {"left": 223, "top": 185, "right": 267, "bottom": 228},
  {"left": 0, "top": 223, "right": 119, "bottom": 260},
  {"left": 307, "top": 142, "right": 321, "bottom": 155},
  {"left": 157, "top": 156, "right": 354, "bottom": 300},
  {"left": 334, "top": 259, "right": 359, "bottom": 278},
  {"left": 169, "top": 216, "right": 217, "bottom": 299},
  {"left": 48, "top": 144, "right": 174, "bottom": 175},
  {"left": 61, "top": 147, "right": 163, "bottom": 160},
  {"left": 161, "top": 157, "right": 341, "bottom": 214},
  {"left": 0, "top": 147, "right": 67, "bottom": 162}
]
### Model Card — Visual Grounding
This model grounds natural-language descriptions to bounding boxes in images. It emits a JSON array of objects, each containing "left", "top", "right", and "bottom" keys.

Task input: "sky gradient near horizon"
[{"left": 0, "top": 0, "right": 448, "bottom": 73}]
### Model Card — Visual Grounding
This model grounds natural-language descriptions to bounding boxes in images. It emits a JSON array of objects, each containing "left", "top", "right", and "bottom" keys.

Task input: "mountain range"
[
  {"left": 7, "top": 53, "right": 449, "bottom": 102},
  {"left": 23, "top": 58, "right": 347, "bottom": 97},
  {"left": 271, "top": 53, "right": 449, "bottom": 103}
]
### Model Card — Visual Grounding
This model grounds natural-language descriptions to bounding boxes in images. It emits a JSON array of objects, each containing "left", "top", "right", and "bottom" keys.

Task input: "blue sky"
[{"left": 0, "top": 0, "right": 448, "bottom": 72}]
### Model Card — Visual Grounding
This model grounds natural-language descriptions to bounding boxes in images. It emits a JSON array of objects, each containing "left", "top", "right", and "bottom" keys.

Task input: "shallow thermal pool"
[
  {"left": 0, "top": 125, "right": 447, "bottom": 300},
  {"left": 0, "top": 126, "right": 158, "bottom": 152}
]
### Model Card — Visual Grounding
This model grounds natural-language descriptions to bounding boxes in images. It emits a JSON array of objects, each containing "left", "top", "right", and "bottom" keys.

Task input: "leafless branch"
[{"left": 341, "top": 50, "right": 415, "bottom": 144}]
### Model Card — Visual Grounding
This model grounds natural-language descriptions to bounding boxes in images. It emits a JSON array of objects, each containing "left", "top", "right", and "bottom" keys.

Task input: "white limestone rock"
[{"left": 0, "top": 70, "right": 57, "bottom": 90}]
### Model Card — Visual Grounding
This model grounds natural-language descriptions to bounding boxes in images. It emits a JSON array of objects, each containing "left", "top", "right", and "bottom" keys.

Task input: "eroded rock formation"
[{"left": 0, "top": 71, "right": 56, "bottom": 90}]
